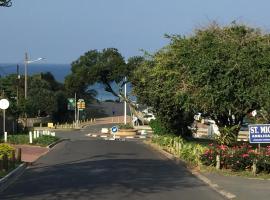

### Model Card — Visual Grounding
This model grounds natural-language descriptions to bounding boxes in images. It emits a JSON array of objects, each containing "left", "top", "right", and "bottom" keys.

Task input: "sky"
[{"left": 1, "top": 0, "right": 270, "bottom": 64}]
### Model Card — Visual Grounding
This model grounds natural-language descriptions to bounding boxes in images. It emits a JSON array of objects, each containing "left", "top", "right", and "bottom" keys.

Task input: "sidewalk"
[
  {"left": 12, "top": 145, "right": 49, "bottom": 163},
  {"left": 201, "top": 172, "right": 270, "bottom": 200}
]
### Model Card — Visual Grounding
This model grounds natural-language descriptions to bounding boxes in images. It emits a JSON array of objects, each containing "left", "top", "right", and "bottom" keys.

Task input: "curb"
[
  {"left": 0, "top": 163, "right": 27, "bottom": 193},
  {"left": 46, "top": 138, "right": 70, "bottom": 149},
  {"left": 144, "top": 141, "right": 236, "bottom": 200}
]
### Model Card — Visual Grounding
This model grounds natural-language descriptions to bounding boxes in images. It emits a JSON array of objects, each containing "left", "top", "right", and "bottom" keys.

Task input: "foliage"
[
  {"left": 0, "top": 143, "right": 14, "bottom": 159},
  {"left": 151, "top": 134, "right": 207, "bottom": 166},
  {"left": 7, "top": 135, "right": 29, "bottom": 145},
  {"left": 149, "top": 119, "right": 173, "bottom": 135},
  {"left": 215, "top": 125, "right": 239, "bottom": 145},
  {"left": 0, "top": 0, "right": 12, "bottom": 7},
  {"left": 132, "top": 23, "right": 270, "bottom": 134},
  {"left": 118, "top": 123, "right": 134, "bottom": 129},
  {"left": 33, "top": 135, "right": 59, "bottom": 146},
  {"left": 200, "top": 143, "right": 270, "bottom": 173},
  {"left": 4, "top": 134, "right": 59, "bottom": 147}
]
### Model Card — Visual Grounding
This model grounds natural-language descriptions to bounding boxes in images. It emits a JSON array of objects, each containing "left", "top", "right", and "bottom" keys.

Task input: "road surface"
[{"left": 0, "top": 124, "right": 225, "bottom": 200}]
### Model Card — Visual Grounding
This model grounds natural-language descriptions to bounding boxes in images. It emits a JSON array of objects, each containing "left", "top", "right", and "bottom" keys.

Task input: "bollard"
[
  {"left": 51, "top": 132, "right": 55, "bottom": 137},
  {"left": 3, "top": 154, "right": 8, "bottom": 172},
  {"left": 16, "top": 148, "right": 22, "bottom": 162},
  {"left": 216, "top": 155, "right": 221, "bottom": 170},
  {"left": 252, "top": 160, "right": 257, "bottom": 175},
  {"left": 37, "top": 130, "right": 40, "bottom": 138},
  {"left": 33, "top": 131, "right": 37, "bottom": 139},
  {"left": 91, "top": 118, "right": 93, "bottom": 123},
  {"left": 10, "top": 150, "right": 15, "bottom": 169},
  {"left": 29, "top": 131, "right": 33, "bottom": 144},
  {"left": 4, "top": 131, "right": 7, "bottom": 143}
]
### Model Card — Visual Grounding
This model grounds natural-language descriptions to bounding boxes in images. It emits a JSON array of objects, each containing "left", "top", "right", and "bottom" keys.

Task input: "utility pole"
[
  {"left": 24, "top": 52, "right": 28, "bottom": 99},
  {"left": 124, "top": 77, "right": 127, "bottom": 124},
  {"left": 16, "top": 64, "right": 20, "bottom": 105}
]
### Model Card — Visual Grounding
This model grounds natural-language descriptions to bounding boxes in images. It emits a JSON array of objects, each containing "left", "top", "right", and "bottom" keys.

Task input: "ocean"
[{"left": 0, "top": 63, "right": 132, "bottom": 100}]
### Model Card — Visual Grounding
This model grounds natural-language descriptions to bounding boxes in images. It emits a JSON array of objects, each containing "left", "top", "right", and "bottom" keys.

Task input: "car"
[{"left": 143, "top": 113, "right": 156, "bottom": 123}]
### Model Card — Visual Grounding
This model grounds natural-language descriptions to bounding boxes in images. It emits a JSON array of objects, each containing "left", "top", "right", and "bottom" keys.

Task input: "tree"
[
  {"left": 65, "top": 48, "right": 143, "bottom": 108},
  {"left": 0, "top": 0, "right": 12, "bottom": 7},
  {"left": 132, "top": 23, "right": 270, "bottom": 135}
]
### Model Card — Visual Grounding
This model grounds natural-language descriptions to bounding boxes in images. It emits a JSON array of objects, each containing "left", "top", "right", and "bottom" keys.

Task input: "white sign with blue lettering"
[
  {"left": 111, "top": 126, "right": 118, "bottom": 134},
  {"left": 249, "top": 124, "right": 270, "bottom": 143}
]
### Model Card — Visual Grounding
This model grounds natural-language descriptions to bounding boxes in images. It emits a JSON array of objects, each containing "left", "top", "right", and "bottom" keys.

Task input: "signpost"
[
  {"left": 249, "top": 124, "right": 270, "bottom": 152},
  {"left": 249, "top": 124, "right": 270, "bottom": 143},
  {"left": 111, "top": 126, "right": 118, "bottom": 140},
  {"left": 0, "top": 99, "right": 10, "bottom": 142}
]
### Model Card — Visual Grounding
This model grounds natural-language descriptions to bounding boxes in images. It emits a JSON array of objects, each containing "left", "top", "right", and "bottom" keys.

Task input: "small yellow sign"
[{"left": 48, "top": 123, "right": 54, "bottom": 128}]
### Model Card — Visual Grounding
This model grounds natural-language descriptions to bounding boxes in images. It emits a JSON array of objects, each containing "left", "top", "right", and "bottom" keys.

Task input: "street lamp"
[{"left": 24, "top": 52, "right": 45, "bottom": 99}]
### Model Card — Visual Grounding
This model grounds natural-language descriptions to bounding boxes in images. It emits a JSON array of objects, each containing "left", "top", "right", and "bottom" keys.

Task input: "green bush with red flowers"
[{"left": 200, "top": 143, "right": 270, "bottom": 173}]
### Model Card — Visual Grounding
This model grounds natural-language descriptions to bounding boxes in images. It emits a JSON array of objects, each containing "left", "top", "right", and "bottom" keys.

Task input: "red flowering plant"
[
  {"left": 256, "top": 146, "right": 270, "bottom": 173},
  {"left": 200, "top": 143, "right": 229, "bottom": 167}
]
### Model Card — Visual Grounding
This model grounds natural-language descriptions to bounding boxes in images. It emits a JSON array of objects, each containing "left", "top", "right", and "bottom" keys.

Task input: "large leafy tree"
[
  {"left": 132, "top": 23, "right": 270, "bottom": 134},
  {"left": 65, "top": 48, "right": 143, "bottom": 105},
  {"left": 0, "top": 0, "right": 12, "bottom": 7}
]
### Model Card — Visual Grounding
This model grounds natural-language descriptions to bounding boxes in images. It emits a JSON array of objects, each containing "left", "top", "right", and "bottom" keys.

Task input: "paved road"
[{"left": 0, "top": 125, "right": 225, "bottom": 200}]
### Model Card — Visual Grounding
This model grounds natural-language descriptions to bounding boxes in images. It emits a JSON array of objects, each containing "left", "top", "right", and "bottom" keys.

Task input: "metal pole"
[
  {"left": 24, "top": 52, "right": 28, "bottom": 99},
  {"left": 124, "top": 77, "right": 127, "bottom": 124},
  {"left": 16, "top": 64, "right": 19, "bottom": 105},
  {"left": 3, "top": 109, "right": 5, "bottom": 135},
  {"left": 74, "top": 93, "right": 77, "bottom": 127}
]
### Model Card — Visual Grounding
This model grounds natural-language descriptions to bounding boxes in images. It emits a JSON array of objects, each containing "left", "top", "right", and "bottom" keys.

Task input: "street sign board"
[
  {"left": 249, "top": 124, "right": 270, "bottom": 143},
  {"left": 111, "top": 126, "right": 118, "bottom": 134},
  {"left": 67, "top": 98, "right": 75, "bottom": 110}
]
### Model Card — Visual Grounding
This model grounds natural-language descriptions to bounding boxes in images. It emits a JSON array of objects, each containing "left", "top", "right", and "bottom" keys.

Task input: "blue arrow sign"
[{"left": 111, "top": 126, "right": 118, "bottom": 133}]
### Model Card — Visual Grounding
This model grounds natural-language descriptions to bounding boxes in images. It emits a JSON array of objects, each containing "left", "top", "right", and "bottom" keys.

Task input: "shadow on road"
[{"left": 0, "top": 156, "right": 207, "bottom": 199}]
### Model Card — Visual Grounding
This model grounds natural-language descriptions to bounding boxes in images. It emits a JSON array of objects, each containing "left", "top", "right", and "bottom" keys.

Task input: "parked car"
[{"left": 143, "top": 114, "right": 156, "bottom": 123}]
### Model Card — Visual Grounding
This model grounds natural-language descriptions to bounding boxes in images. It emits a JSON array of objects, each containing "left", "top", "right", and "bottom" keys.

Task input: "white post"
[
  {"left": 3, "top": 109, "right": 5, "bottom": 135},
  {"left": 124, "top": 77, "right": 127, "bottom": 124},
  {"left": 74, "top": 93, "right": 77, "bottom": 127},
  {"left": 37, "top": 130, "right": 40, "bottom": 138},
  {"left": 29, "top": 131, "right": 33, "bottom": 144},
  {"left": 4, "top": 131, "right": 7, "bottom": 142},
  {"left": 33, "top": 130, "right": 37, "bottom": 139}
]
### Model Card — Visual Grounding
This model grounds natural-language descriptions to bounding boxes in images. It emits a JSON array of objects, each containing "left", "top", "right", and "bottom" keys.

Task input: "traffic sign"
[
  {"left": 67, "top": 98, "right": 75, "bottom": 110},
  {"left": 111, "top": 126, "right": 118, "bottom": 134}
]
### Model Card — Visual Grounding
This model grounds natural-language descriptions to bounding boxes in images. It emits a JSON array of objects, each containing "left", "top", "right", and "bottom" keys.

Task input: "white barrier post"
[
  {"left": 51, "top": 132, "right": 55, "bottom": 137},
  {"left": 4, "top": 131, "right": 7, "bottom": 142},
  {"left": 37, "top": 130, "right": 40, "bottom": 138},
  {"left": 29, "top": 131, "right": 33, "bottom": 144},
  {"left": 33, "top": 131, "right": 37, "bottom": 139}
]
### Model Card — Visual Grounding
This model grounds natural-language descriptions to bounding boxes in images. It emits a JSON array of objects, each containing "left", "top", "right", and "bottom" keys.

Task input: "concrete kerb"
[
  {"left": 144, "top": 141, "right": 236, "bottom": 200},
  {"left": 0, "top": 163, "right": 27, "bottom": 193}
]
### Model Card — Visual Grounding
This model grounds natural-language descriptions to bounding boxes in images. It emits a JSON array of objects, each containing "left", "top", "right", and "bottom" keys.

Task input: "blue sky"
[{"left": 1, "top": 0, "right": 270, "bottom": 64}]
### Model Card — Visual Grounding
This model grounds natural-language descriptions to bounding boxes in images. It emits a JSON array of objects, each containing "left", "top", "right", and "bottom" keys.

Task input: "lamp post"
[
  {"left": 24, "top": 52, "right": 45, "bottom": 99},
  {"left": 124, "top": 77, "right": 127, "bottom": 124}
]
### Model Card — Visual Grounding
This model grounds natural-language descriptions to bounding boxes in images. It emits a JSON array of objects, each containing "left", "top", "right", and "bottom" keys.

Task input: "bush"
[
  {"left": 33, "top": 135, "right": 59, "bottom": 146},
  {"left": 151, "top": 134, "right": 207, "bottom": 166},
  {"left": 118, "top": 123, "right": 134, "bottom": 129},
  {"left": 149, "top": 119, "right": 172, "bottom": 135},
  {"left": 0, "top": 143, "right": 15, "bottom": 159},
  {"left": 7, "top": 135, "right": 29, "bottom": 145},
  {"left": 200, "top": 143, "right": 270, "bottom": 173}
]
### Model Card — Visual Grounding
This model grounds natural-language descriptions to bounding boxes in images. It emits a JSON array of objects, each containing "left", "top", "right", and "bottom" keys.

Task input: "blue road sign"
[
  {"left": 111, "top": 126, "right": 118, "bottom": 134},
  {"left": 249, "top": 124, "right": 270, "bottom": 143}
]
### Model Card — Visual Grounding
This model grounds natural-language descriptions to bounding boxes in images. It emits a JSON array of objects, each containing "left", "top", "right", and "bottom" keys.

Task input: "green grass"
[{"left": 200, "top": 165, "right": 270, "bottom": 180}]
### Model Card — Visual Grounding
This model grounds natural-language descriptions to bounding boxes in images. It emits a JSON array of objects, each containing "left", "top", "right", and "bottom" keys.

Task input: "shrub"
[
  {"left": 151, "top": 134, "right": 207, "bottom": 166},
  {"left": 149, "top": 119, "right": 172, "bottom": 135},
  {"left": 0, "top": 143, "right": 15, "bottom": 159},
  {"left": 118, "top": 123, "right": 134, "bottom": 129},
  {"left": 7, "top": 135, "right": 29, "bottom": 145},
  {"left": 33, "top": 135, "right": 59, "bottom": 146}
]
